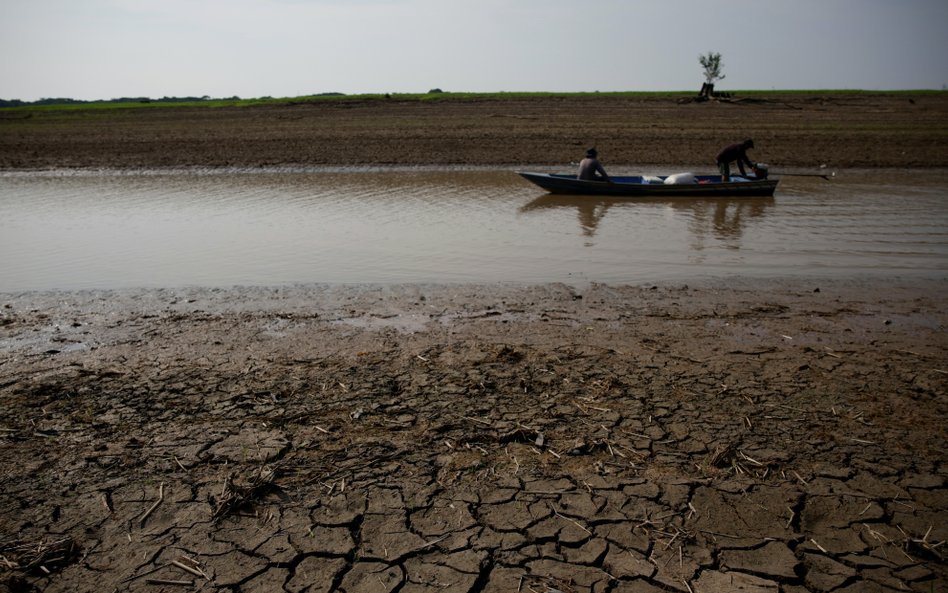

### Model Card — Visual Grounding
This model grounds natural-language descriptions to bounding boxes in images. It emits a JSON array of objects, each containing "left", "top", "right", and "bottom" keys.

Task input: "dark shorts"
[{"left": 717, "top": 161, "right": 730, "bottom": 178}]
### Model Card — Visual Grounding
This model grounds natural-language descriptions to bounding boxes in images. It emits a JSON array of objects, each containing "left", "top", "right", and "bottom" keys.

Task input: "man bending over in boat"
[
  {"left": 577, "top": 148, "right": 613, "bottom": 182},
  {"left": 715, "top": 139, "right": 758, "bottom": 182}
]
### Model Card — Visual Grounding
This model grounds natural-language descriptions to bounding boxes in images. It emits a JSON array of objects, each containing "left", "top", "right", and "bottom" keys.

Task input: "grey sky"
[{"left": 2, "top": 0, "right": 946, "bottom": 101}]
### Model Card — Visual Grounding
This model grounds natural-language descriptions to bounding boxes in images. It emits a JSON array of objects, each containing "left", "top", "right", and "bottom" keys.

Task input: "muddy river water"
[{"left": 1, "top": 167, "right": 946, "bottom": 291}]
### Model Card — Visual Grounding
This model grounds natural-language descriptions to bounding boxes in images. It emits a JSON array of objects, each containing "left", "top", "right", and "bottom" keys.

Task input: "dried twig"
[
  {"left": 139, "top": 482, "right": 164, "bottom": 528},
  {"left": 687, "top": 502, "right": 698, "bottom": 521},
  {"left": 462, "top": 416, "right": 493, "bottom": 427},
  {"left": 412, "top": 535, "right": 450, "bottom": 552},
  {"left": 738, "top": 451, "right": 765, "bottom": 466},
  {"left": 172, "top": 559, "right": 209, "bottom": 580},
  {"left": 549, "top": 504, "right": 592, "bottom": 535}
]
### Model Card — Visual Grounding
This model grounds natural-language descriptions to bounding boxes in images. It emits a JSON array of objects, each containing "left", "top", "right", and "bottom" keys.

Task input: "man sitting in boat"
[
  {"left": 577, "top": 148, "right": 612, "bottom": 182},
  {"left": 715, "top": 139, "right": 758, "bottom": 182}
]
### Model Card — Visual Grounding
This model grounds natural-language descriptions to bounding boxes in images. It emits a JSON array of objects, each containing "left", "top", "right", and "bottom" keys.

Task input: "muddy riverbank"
[
  {"left": 1, "top": 279, "right": 945, "bottom": 592},
  {"left": 1, "top": 93, "right": 946, "bottom": 170}
]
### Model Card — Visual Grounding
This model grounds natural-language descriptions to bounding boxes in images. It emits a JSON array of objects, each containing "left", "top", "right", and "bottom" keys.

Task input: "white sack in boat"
[{"left": 664, "top": 173, "right": 696, "bottom": 185}]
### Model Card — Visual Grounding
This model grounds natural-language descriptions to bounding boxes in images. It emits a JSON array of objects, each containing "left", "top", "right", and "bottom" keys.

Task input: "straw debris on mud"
[{"left": 0, "top": 280, "right": 945, "bottom": 592}]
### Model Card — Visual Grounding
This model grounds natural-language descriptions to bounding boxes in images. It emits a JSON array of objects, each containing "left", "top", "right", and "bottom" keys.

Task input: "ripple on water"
[{"left": 1, "top": 168, "right": 946, "bottom": 291}]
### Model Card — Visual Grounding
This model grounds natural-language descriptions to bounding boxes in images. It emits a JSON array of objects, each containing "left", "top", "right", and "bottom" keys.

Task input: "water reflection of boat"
[
  {"left": 518, "top": 172, "right": 779, "bottom": 197},
  {"left": 520, "top": 194, "right": 774, "bottom": 240}
]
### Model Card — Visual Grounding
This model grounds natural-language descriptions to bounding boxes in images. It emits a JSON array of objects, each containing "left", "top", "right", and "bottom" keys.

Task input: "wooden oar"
[{"left": 774, "top": 171, "right": 836, "bottom": 180}]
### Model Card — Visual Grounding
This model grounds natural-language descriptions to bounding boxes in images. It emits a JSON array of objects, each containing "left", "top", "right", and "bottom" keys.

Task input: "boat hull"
[{"left": 518, "top": 172, "right": 778, "bottom": 197}]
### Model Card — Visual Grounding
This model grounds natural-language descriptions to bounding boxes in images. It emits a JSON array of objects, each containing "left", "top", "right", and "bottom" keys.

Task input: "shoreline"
[{"left": 2, "top": 275, "right": 945, "bottom": 325}]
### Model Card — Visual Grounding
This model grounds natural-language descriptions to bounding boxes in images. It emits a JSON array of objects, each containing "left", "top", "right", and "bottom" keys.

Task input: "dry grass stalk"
[
  {"left": 549, "top": 504, "right": 592, "bottom": 535},
  {"left": 687, "top": 502, "right": 698, "bottom": 521},
  {"left": 171, "top": 559, "right": 208, "bottom": 580},
  {"left": 0, "top": 537, "right": 77, "bottom": 576},
  {"left": 900, "top": 524, "right": 944, "bottom": 561},
  {"left": 139, "top": 482, "right": 164, "bottom": 528},
  {"left": 738, "top": 451, "right": 765, "bottom": 466},
  {"left": 462, "top": 415, "right": 493, "bottom": 426}
]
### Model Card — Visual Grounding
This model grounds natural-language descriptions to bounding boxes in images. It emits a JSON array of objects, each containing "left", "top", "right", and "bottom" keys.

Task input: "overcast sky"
[{"left": 2, "top": 0, "right": 946, "bottom": 101}]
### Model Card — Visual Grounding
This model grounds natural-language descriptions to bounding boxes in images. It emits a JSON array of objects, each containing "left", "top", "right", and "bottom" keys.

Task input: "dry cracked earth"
[{"left": 0, "top": 281, "right": 946, "bottom": 592}]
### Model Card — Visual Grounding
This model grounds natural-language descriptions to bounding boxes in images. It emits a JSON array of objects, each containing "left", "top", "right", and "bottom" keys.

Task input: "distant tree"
[
  {"left": 35, "top": 97, "right": 83, "bottom": 105},
  {"left": 428, "top": 88, "right": 444, "bottom": 94},
  {"left": 697, "top": 52, "right": 725, "bottom": 100}
]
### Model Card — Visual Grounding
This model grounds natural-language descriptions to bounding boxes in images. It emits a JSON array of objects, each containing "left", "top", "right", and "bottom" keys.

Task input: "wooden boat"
[{"left": 518, "top": 172, "right": 779, "bottom": 198}]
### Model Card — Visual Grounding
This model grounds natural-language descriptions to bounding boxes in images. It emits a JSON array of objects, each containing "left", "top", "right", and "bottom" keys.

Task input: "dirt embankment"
[
  {"left": 1, "top": 93, "right": 946, "bottom": 170},
  {"left": 0, "top": 280, "right": 945, "bottom": 592}
]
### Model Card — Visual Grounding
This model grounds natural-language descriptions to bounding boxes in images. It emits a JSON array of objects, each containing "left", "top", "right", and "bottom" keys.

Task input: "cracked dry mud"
[{"left": 0, "top": 280, "right": 945, "bottom": 592}]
